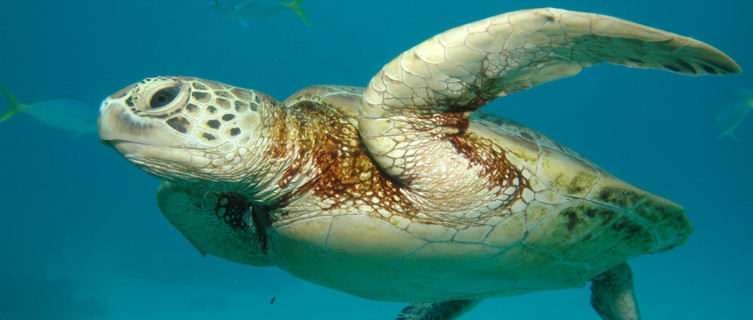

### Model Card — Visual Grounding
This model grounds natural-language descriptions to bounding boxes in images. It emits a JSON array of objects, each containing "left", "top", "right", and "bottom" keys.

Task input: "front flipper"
[
  {"left": 396, "top": 300, "right": 480, "bottom": 320},
  {"left": 359, "top": 8, "right": 740, "bottom": 192},
  {"left": 156, "top": 182, "right": 271, "bottom": 266},
  {"left": 591, "top": 263, "right": 640, "bottom": 320}
]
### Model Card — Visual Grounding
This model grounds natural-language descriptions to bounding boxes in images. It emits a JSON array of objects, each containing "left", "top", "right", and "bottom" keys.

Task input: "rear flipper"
[
  {"left": 591, "top": 263, "right": 641, "bottom": 320},
  {"left": 396, "top": 300, "right": 480, "bottom": 320}
]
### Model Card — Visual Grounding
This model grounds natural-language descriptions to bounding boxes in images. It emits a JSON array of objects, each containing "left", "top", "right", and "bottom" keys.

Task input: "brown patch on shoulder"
[
  {"left": 279, "top": 100, "right": 415, "bottom": 215},
  {"left": 247, "top": 97, "right": 290, "bottom": 160},
  {"left": 277, "top": 143, "right": 307, "bottom": 189},
  {"left": 263, "top": 114, "right": 289, "bottom": 159},
  {"left": 278, "top": 162, "right": 302, "bottom": 188}
]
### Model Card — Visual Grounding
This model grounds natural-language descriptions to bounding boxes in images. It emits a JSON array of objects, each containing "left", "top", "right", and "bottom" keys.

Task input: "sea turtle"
[{"left": 97, "top": 8, "right": 740, "bottom": 320}]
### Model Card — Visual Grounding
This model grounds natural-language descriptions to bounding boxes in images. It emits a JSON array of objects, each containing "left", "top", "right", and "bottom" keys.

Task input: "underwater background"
[{"left": 0, "top": 0, "right": 751, "bottom": 319}]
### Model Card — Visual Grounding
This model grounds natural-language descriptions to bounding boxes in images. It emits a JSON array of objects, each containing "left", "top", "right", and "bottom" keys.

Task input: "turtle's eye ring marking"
[{"left": 149, "top": 86, "right": 181, "bottom": 109}]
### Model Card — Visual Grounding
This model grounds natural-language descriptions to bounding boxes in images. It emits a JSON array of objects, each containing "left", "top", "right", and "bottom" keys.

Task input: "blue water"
[{"left": 1, "top": 0, "right": 751, "bottom": 319}]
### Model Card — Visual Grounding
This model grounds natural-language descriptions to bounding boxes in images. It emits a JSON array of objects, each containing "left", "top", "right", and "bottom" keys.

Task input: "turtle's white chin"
[
  {"left": 105, "top": 139, "right": 210, "bottom": 181},
  {"left": 111, "top": 140, "right": 193, "bottom": 165}
]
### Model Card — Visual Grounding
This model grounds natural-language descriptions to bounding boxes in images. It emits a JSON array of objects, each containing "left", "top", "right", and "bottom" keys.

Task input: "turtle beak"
[
  {"left": 99, "top": 83, "right": 138, "bottom": 147},
  {"left": 97, "top": 99, "right": 153, "bottom": 158},
  {"left": 97, "top": 100, "right": 116, "bottom": 147},
  {"left": 97, "top": 98, "right": 173, "bottom": 150},
  {"left": 98, "top": 100, "right": 138, "bottom": 151}
]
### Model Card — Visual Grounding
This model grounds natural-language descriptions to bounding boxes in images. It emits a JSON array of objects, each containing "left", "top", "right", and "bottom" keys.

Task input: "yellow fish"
[{"left": 0, "top": 84, "right": 97, "bottom": 135}]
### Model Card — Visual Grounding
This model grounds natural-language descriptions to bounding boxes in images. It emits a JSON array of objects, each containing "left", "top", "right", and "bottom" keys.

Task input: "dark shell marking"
[{"left": 447, "top": 133, "right": 529, "bottom": 212}]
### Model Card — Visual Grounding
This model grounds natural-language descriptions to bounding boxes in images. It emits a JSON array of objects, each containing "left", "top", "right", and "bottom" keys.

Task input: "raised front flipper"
[
  {"left": 157, "top": 182, "right": 272, "bottom": 266},
  {"left": 359, "top": 8, "right": 740, "bottom": 194}
]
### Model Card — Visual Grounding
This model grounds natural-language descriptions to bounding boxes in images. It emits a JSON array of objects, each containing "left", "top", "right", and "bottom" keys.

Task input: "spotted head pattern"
[{"left": 98, "top": 76, "right": 287, "bottom": 189}]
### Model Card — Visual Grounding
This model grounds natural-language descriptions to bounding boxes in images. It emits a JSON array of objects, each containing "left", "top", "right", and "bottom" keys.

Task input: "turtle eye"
[{"left": 149, "top": 86, "right": 181, "bottom": 109}]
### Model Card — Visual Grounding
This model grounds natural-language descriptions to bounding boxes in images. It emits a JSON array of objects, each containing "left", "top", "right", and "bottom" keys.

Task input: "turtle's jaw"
[
  {"left": 98, "top": 96, "right": 211, "bottom": 181},
  {"left": 105, "top": 139, "right": 206, "bottom": 178},
  {"left": 101, "top": 137, "right": 212, "bottom": 183}
]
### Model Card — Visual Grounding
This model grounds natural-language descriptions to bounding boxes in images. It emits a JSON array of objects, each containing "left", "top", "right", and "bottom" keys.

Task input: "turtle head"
[
  {"left": 100, "top": 77, "right": 286, "bottom": 265},
  {"left": 99, "top": 76, "right": 285, "bottom": 194}
]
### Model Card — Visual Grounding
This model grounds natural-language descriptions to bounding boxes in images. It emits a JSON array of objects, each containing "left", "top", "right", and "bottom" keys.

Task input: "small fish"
[
  {"left": 0, "top": 84, "right": 97, "bottom": 135},
  {"left": 269, "top": 296, "right": 276, "bottom": 304},
  {"left": 211, "top": 0, "right": 311, "bottom": 26},
  {"left": 715, "top": 91, "right": 753, "bottom": 141}
]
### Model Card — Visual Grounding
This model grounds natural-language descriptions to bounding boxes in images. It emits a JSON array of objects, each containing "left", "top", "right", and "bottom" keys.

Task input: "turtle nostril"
[{"left": 149, "top": 86, "right": 181, "bottom": 109}]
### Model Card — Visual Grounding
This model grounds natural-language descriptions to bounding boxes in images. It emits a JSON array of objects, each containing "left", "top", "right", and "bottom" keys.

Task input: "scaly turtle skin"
[{"left": 98, "top": 8, "right": 740, "bottom": 320}]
